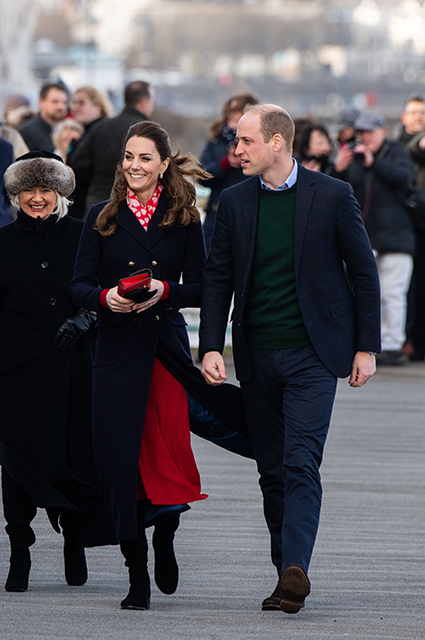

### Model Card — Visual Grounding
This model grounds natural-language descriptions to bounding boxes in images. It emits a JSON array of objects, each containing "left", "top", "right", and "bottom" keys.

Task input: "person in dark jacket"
[
  {"left": 200, "top": 93, "right": 258, "bottom": 252},
  {"left": 0, "top": 137, "right": 14, "bottom": 227},
  {"left": 0, "top": 151, "right": 115, "bottom": 594},
  {"left": 398, "top": 95, "right": 425, "bottom": 361},
  {"left": 68, "top": 81, "right": 155, "bottom": 215},
  {"left": 19, "top": 82, "right": 69, "bottom": 152},
  {"left": 333, "top": 111, "right": 415, "bottom": 365},
  {"left": 70, "top": 121, "right": 252, "bottom": 611},
  {"left": 66, "top": 86, "right": 111, "bottom": 219}
]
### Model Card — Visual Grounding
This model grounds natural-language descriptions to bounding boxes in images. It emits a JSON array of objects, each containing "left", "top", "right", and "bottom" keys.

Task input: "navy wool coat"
[
  {"left": 71, "top": 195, "right": 249, "bottom": 540},
  {"left": 199, "top": 165, "right": 382, "bottom": 382}
]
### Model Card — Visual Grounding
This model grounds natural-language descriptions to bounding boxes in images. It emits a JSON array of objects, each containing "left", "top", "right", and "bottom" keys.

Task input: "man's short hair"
[
  {"left": 404, "top": 94, "right": 425, "bottom": 109},
  {"left": 39, "top": 82, "right": 69, "bottom": 100},
  {"left": 124, "top": 81, "right": 152, "bottom": 107},
  {"left": 248, "top": 104, "right": 295, "bottom": 152}
]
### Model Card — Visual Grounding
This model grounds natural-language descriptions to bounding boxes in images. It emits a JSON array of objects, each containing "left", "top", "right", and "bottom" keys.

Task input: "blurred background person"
[
  {"left": 297, "top": 123, "right": 334, "bottom": 174},
  {"left": 67, "top": 86, "right": 111, "bottom": 218},
  {"left": 3, "top": 94, "right": 32, "bottom": 128},
  {"left": 0, "top": 137, "right": 14, "bottom": 227},
  {"left": 19, "top": 82, "right": 69, "bottom": 152},
  {"left": 68, "top": 85, "right": 111, "bottom": 162},
  {"left": 0, "top": 151, "right": 115, "bottom": 593},
  {"left": 53, "top": 118, "right": 84, "bottom": 162},
  {"left": 333, "top": 111, "right": 415, "bottom": 366},
  {"left": 0, "top": 124, "right": 29, "bottom": 159},
  {"left": 68, "top": 80, "right": 155, "bottom": 218},
  {"left": 331, "top": 106, "right": 361, "bottom": 149},
  {"left": 292, "top": 116, "right": 315, "bottom": 157},
  {"left": 398, "top": 95, "right": 425, "bottom": 361},
  {"left": 199, "top": 93, "right": 259, "bottom": 253}
]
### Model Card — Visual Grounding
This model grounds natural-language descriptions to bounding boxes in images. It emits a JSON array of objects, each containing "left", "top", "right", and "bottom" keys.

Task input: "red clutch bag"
[{"left": 117, "top": 269, "right": 156, "bottom": 303}]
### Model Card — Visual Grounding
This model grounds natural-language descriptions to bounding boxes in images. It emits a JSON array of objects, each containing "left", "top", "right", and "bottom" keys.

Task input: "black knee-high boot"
[
  {"left": 120, "top": 502, "right": 150, "bottom": 610},
  {"left": 2, "top": 469, "right": 35, "bottom": 592},
  {"left": 152, "top": 514, "right": 180, "bottom": 595},
  {"left": 60, "top": 511, "right": 88, "bottom": 586}
]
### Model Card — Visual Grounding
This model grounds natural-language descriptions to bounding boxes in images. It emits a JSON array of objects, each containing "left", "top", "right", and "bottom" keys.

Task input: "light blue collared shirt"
[{"left": 259, "top": 159, "right": 298, "bottom": 191}]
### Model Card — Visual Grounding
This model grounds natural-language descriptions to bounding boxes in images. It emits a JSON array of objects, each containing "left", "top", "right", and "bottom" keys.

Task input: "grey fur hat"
[{"left": 4, "top": 150, "right": 75, "bottom": 197}]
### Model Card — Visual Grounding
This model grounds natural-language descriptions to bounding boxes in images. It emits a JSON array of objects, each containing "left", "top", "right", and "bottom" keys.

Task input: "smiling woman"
[
  {"left": 70, "top": 120, "right": 252, "bottom": 611},
  {"left": 19, "top": 187, "right": 57, "bottom": 218},
  {"left": 0, "top": 150, "right": 116, "bottom": 595}
]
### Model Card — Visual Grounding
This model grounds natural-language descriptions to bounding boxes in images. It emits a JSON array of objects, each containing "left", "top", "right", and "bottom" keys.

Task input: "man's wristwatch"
[{"left": 367, "top": 351, "right": 377, "bottom": 356}]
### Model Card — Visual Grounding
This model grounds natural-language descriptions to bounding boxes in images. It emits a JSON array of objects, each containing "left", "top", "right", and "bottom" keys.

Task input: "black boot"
[
  {"left": 120, "top": 538, "right": 151, "bottom": 609},
  {"left": 120, "top": 502, "right": 150, "bottom": 610},
  {"left": 60, "top": 511, "right": 88, "bottom": 586},
  {"left": 5, "top": 548, "right": 31, "bottom": 592},
  {"left": 152, "top": 515, "right": 180, "bottom": 595}
]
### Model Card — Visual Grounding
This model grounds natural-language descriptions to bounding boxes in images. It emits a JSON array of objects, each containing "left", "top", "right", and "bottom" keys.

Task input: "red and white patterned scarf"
[{"left": 126, "top": 182, "right": 163, "bottom": 230}]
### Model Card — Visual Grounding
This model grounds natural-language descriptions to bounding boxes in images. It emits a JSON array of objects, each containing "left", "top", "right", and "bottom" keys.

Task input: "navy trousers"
[{"left": 240, "top": 345, "right": 337, "bottom": 576}]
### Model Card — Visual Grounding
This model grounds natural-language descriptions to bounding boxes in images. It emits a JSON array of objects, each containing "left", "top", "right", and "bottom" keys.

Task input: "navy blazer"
[{"left": 199, "top": 164, "right": 381, "bottom": 381}]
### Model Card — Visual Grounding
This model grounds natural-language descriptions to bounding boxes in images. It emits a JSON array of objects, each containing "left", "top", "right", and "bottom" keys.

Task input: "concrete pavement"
[{"left": 0, "top": 361, "right": 424, "bottom": 639}]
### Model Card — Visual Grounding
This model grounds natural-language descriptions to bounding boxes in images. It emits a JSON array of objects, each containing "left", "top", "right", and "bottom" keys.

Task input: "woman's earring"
[{"left": 159, "top": 173, "right": 163, "bottom": 179}]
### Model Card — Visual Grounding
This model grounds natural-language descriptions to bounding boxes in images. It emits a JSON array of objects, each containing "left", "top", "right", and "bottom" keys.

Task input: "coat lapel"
[
  {"left": 115, "top": 193, "right": 169, "bottom": 256},
  {"left": 294, "top": 165, "right": 316, "bottom": 278},
  {"left": 238, "top": 177, "right": 260, "bottom": 290}
]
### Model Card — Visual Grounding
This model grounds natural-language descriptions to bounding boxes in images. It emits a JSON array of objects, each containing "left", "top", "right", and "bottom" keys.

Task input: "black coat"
[
  {"left": 67, "top": 116, "right": 107, "bottom": 219},
  {"left": 199, "top": 166, "right": 381, "bottom": 382},
  {"left": 0, "top": 211, "right": 115, "bottom": 546},
  {"left": 0, "top": 138, "right": 14, "bottom": 227},
  {"left": 335, "top": 139, "right": 415, "bottom": 255},
  {"left": 68, "top": 107, "right": 148, "bottom": 212},
  {"left": 19, "top": 114, "right": 54, "bottom": 153},
  {"left": 70, "top": 196, "right": 249, "bottom": 540}
]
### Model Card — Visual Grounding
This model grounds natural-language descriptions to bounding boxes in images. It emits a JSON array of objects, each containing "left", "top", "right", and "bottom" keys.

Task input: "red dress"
[{"left": 138, "top": 358, "right": 207, "bottom": 505}]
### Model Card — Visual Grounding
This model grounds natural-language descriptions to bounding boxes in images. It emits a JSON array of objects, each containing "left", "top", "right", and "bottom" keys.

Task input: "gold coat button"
[
  {"left": 128, "top": 261, "right": 135, "bottom": 267},
  {"left": 154, "top": 315, "right": 160, "bottom": 321},
  {"left": 151, "top": 260, "right": 158, "bottom": 267}
]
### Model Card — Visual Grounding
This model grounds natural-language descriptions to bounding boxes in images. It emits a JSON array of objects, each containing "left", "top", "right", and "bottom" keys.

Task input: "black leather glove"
[{"left": 54, "top": 309, "right": 97, "bottom": 351}]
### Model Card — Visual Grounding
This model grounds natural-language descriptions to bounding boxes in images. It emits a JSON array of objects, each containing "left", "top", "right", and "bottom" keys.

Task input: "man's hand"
[
  {"left": 349, "top": 351, "right": 376, "bottom": 387},
  {"left": 201, "top": 351, "right": 227, "bottom": 386},
  {"left": 353, "top": 144, "right": 374, "bottom": 168},
  {"left": 334, "top": 146, "right": 354, "bottom": 173}
]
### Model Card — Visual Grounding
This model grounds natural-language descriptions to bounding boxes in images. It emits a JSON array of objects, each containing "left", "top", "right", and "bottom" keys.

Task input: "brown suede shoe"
[
  {"left": 261, "top": 582, "right": 283, "bottom": 611},
  {"left": 279, "top": 564, "right": 310, "bottom": 614}
]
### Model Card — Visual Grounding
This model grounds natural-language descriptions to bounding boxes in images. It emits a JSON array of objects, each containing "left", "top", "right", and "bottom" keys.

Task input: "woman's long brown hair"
[{"left": 95, "top": 121, "right": 210, "bottom": 236}]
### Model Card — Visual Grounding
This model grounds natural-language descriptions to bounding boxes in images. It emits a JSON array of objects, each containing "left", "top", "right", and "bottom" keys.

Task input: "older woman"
[
  {"left": 0, "top": 151, "right": 114, "bottom": 593},
  {"left": 71, "top": 121, "right": 251, "bottom": 610}
]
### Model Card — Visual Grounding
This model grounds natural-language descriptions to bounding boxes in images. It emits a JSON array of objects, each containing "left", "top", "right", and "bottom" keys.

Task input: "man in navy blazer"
[{"left": 199, "top": 105, "right": 381, "bottom": 614}]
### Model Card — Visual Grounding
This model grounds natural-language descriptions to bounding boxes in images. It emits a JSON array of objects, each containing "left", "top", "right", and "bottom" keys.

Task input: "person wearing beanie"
[{"left": 0, "top": 151, "right": 116, "bottom": 594}]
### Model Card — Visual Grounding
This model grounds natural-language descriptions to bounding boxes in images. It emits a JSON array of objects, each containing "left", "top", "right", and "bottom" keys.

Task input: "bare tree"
[{"left": 0, "top": 0, "right": 54, "bottom": 94}]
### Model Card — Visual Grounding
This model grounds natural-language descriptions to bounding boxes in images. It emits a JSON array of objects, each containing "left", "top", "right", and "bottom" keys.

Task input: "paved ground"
[{"left": 0, "top": 361, "right": 424, "bottom": 640}]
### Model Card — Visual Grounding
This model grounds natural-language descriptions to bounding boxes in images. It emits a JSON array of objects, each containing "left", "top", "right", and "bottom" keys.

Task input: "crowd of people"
[{"left": 0, "top": 79, "right": 423, "bottom": 614}]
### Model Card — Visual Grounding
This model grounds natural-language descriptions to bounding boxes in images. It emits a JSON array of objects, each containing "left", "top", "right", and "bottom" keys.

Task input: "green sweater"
[{"left": 243, "top": 185, "right": 311, "bottom": 349}]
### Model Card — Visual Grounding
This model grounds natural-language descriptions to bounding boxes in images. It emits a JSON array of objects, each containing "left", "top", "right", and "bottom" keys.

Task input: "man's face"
[
  {"left": 39, "top": 88, "right": 68, "bottom": 124},
  {"left": 358, "top": 127, "right": 386, "bottom": 154},
  {"left": 401, "top": 100, "right": 425, "bottom": 135},
  {"left": 140, "top": 89, "right": 155, "bottom": 118},
  {"left": 235, "top": 111, "right": 276, "bottom": 176}
]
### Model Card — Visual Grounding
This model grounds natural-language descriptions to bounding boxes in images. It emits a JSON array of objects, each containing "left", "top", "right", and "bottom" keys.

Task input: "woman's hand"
[
  {"left": 106, "top": 286, "right": 135, "bottom": 313},
  {"left": 134, "top": 279, "right": 164, "bottom": 314}
]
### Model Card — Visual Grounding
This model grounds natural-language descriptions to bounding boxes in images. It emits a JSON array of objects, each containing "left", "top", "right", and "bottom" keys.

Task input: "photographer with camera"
[
  {"left": 333, "top": 111, "right": 415, "bottom": 365},
  {"left": 398, "top": 95, "right": 425, "bottom": 361}
]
